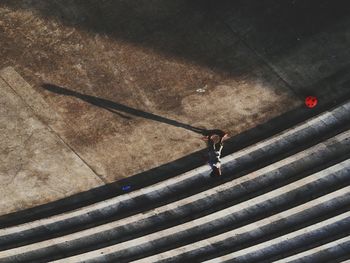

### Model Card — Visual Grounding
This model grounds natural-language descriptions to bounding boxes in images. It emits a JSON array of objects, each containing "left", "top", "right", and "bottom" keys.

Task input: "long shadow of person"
[{"left": 42, "top": 83, "right": 212, "bottom": 135}]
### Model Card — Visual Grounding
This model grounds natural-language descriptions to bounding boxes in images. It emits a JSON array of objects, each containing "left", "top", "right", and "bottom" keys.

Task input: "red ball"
[{"left": 305, "top": 96, "right": 318, "bottom": 108}]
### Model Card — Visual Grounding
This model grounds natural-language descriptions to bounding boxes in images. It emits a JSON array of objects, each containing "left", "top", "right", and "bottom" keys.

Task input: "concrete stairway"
[{"left": 0, "top": 100, "right": 349, "bottom": 263}]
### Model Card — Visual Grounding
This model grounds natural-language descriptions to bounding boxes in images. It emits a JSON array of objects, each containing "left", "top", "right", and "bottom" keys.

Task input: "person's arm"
[{"left": 220, "top": 133, "right": 229, "bottom": 144}]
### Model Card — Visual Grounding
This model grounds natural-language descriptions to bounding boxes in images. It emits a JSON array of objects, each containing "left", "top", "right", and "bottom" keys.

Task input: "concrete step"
[
  {"left": 48, "top": 163, "right": 349, "bottom": 263},
  {"left": 201, "top": 211, "right": 350, "bottom": 263},
  {"left": 0, "top": 101, "right": 349, "bottom": 252},
  {"left": 144, "top": 189, "right": 350, "bottom": 263},
  {"left": 272, "top": 235, "right": 350, "bottom": 263},
  {"left": 0, "top": 101, "right": 349, "bottom": 262},
  {"left": 0, "top": 126, "right": 349, "bottom": 252},
  {"left": 1, "top": 141, "right": 349, "bottom": 262}
]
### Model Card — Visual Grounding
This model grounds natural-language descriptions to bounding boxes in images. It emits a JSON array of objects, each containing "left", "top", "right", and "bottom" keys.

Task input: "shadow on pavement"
[
  {"left": 42, "top": 84, "right": 208, "bottom": 135},
  {"left": 1, "top": 0, "right": 350, "bottom": 227},
  {"left": 1, "top": 85, "right": 350, "bottom": 228},
  {"left": 1, "top": 0, "right": 349, "bottom": 75}
]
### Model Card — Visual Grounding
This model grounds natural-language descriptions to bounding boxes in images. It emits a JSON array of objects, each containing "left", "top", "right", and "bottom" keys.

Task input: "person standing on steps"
[{"left": 203, "top": 130, "right": 229, "bottom": 177}]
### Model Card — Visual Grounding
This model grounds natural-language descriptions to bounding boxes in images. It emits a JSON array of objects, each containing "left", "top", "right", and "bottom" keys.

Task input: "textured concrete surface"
[
  {"left": 0, "top": 76, "right": 103, "bottom": 216},
  {"left": 0, "top": 0, "right": 349, "bottom": 214},
  {"left": 0, "top": 104, "right": 348, "bottom": 261},
  {"left": 215, "top": 0, "right": 350, "bottom": 97},
  {"left": 0, "top": 1, "right": 301, "bottom": 186}
]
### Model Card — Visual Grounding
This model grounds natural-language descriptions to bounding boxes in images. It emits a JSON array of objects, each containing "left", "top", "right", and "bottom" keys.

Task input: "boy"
[{"left": 204, "top": 130, "right": 229, "bottom": 177}]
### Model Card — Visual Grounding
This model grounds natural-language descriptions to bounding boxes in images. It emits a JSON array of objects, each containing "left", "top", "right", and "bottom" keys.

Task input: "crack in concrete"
[
  {"left": 7, "top": 159, "right": 23, "bottom": 185},
  {"left": 5, "top": 132, "right": 36, "bottom": 185},
  {"left": 22, "top": 131, "right": 34, "bottom": 147}
]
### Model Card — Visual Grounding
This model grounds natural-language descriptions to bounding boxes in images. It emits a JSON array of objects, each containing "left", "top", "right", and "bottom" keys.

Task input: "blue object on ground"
[{"left": 122, "top": 185, "right": 131, "bottom": 191}]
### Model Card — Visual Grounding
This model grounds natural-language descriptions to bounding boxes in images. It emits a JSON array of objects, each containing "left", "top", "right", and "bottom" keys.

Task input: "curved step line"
[
  {"left": 1, "top": 126, "right": 348, "bottom": 242},
  {"left": 24, "top": 160, "right": 349, "bottom": 262},
  {"left": 127, "top": 186, "right": 350, "bottom": 262},
  {"left": 0, "top": 101, "right": 350, "bottom": 235},
  {"left": 0, "top": 130, "right": 348, "bottom": 254},
  {"left": 51, "top": 185, "right": 350, "bottom": 263},
  {"left": 1, "top": 101, "right": 349, "bottom": 236},
  {"left": 200, "top": 212, "right": 350, "bottom": 263},
  {"left": 0, "top": 132, "right": 348, "bottom": 254},
  {"left": 113, "top": 186, "right": 350, "bottom": 263},
  {"left": 272, "top": 235, "right": 350, "bottom": 263}
]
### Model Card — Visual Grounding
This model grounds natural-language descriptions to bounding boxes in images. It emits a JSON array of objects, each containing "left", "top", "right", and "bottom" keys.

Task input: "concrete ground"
[
  {"left": 0, "top": 73, "right": 104, "bottom": 214},
  {"left": 0, "top": 0, "right": 349, "bottom": 215}
]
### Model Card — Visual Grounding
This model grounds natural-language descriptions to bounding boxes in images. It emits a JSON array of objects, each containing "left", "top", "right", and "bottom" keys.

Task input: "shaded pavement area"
[{"left": 0, "top": 0, "right": 349, "bottom": 215}]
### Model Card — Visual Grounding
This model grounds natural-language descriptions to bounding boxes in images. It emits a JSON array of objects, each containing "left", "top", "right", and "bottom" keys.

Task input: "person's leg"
[
  {"left": 212, "top": 162, "right": 222, "bottom": 176},
  {"left": 216, "top": 167, "right": 222, "bottom": 176}
]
